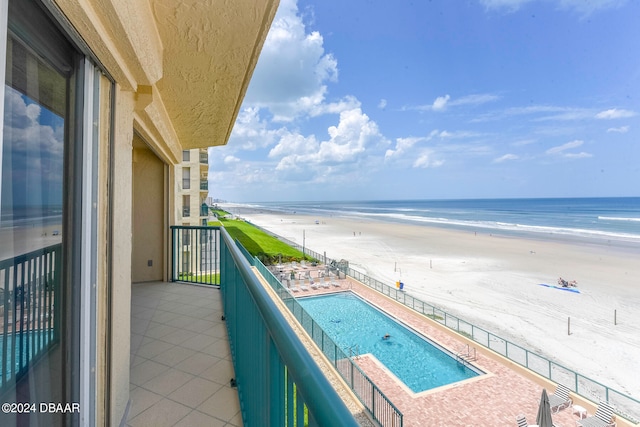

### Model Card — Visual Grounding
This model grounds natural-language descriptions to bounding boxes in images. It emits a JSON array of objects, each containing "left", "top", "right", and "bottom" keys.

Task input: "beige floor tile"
[
  {"left": 136, "top": 339, "right": 176, "bottom": 359},
  {"left": 128, "top": 387, "right": 164, "bottom": 419},
  {"left": 197, "top": 386, "right": 241, "bottom": 423},
  {"left": 152, "top": 345, "right": 197, "bottom": 367},
  {"left": 140, "top": 368, "right": 194, "bottom": 396},
  {"left": 173, "top": 410, "right": 227, "bottom": 427},
  {"left": 179, "top": 334, "right": 217, "bottom": 352},
  {"left": 199, "top": 359, "right": 235, "bottom": 386},
  {"left": 159, "top": 329, "right": 200, "bottom": 346},
  {"left": 202, "top": 339, "right": 230, "bottom": 359},
  {"left": 130, "top": 359, "right": 170, "bottom": 387},
  {"left": 128, "top": 398, "right": 192, "bottom": 427},
  {"left": 167, "top": 377, "right": 222, "bottom": 408},
  {"left": 175, "top": 352, "right": 221, "bottom": 376},
  {"left": 145, "top": 324, "right": 180, "bottom": 340}
]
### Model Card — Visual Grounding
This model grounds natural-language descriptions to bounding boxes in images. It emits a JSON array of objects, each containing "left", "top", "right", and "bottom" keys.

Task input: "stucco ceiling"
[{"left": 152, "top": 0, "right": 278, "bottom": 149}]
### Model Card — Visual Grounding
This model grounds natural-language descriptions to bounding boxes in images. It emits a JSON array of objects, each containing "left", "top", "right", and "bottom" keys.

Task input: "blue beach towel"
[{"left": 538, "top": 283, "right": 581, "bottom": 294}]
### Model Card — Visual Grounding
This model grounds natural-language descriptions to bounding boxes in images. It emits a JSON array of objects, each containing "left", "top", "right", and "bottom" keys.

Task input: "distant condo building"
[{"left": 177, "top": 148, "right": 210, "bottom": 226}]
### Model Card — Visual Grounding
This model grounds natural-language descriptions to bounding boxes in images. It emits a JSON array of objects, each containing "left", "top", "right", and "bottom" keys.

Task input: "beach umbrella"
[{"left": 536, "top": 388, "right": 553, "bottom": 427}]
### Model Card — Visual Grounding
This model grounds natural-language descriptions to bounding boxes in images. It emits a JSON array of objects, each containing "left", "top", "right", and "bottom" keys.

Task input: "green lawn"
[
  {"left": 212, "top": 208, "right": 229, "bottom": 218},
  {"left": 214, "top": 218, "right": 310, "bottom": 265},
  {"left": 178, "top": 272, "right": 220, "bottom": 284}
]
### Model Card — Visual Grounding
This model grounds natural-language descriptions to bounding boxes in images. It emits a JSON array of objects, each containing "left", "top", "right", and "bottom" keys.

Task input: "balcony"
[
  {"left": 182, "top": 207, "right": 190, "bottom": 218},
  {"left": 168, "top": 226, "right": 361, "bottom": 426},
  {"left": 199, "top": 152, "right": 208, "bottom": 166},
  {"left": 200, "top": 180, "right": 208, "bottom": 191}
]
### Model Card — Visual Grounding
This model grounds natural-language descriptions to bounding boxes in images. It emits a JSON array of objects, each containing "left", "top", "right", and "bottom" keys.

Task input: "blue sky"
[{"left": 210, "top": 0, "right": 640, "bottom": 202}]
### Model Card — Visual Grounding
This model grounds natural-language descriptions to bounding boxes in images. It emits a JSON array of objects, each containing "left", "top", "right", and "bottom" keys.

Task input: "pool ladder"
[
  {"left": 348, "top": 344, "right": 360, "bottom": 360},
  {"left": 456, "top": 344, "right": 476, "bottom": 366}
]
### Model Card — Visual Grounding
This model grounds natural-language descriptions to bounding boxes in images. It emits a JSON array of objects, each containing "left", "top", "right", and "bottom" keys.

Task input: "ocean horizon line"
[{"left": 220, "top": 197, "right": 640, "bottom": 247}]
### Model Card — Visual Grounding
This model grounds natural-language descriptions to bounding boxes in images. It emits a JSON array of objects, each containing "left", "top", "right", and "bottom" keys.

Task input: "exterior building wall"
[
  {"left": 132, "top": 137, "right": 165, "bottom": 282},
  {"left": 1, "top": 0, "right": 278, "bottom": 425}
]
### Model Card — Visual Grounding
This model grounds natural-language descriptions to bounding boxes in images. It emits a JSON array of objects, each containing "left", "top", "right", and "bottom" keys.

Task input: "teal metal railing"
[
  {"left": 246, "top": 221, "right": 640, "bottom": 424},
  {"left": 1, "top": 244, "right": 61, "bottom": 395},
  {"left": 218, "top": 227, "right": 359, "bottom": 426},
  {"left": 170, "top": 226, "right": 220, "bottom": 286},
  {"left": 247, "top": 255, "right": 403, "bottom": 427}
]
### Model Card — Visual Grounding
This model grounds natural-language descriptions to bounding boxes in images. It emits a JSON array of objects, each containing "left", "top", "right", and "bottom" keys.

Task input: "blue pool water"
[{"left": 298, "top": 293, "right": 481, "bottom": 393}]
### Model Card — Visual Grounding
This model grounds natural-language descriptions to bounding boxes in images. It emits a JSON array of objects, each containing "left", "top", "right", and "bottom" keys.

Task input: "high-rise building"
[{"left": 176, "top": 148, "right": 210, "bottom": 226}]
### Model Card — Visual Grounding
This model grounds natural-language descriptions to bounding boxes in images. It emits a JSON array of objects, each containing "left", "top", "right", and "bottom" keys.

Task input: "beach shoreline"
[{"left": 221, "top": 203, "right": 640, "bottom": 399}]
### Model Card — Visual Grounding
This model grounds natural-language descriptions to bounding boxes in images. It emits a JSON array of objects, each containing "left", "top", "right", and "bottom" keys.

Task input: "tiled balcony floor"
[{"left": 128, "top": 281, "right": 241, "bottom": 427}]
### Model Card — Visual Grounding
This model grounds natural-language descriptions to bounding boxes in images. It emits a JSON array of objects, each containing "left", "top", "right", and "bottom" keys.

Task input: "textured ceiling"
[{"left": 152, "top": 0, "right": 278, "bottom": 149}]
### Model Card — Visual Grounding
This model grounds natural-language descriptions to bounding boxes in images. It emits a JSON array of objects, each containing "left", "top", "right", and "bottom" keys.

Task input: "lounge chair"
[
  {"left": 516, "top": 415, "right": 560, "bottom": 427},
  {"left": 548, "top": 383, "right": 572, "bottom": 413},
  {"left": 299, "top": 279, "right": 309, "bottom": 292},
  {"left": 321, "top": 277, "right": 331, "bottom": 289},
  {"left": 310, "top": 279, "right": 318, "bottom": 290},
  {"left": 577, "top": 401, "right": 617, "bottom": 427}
]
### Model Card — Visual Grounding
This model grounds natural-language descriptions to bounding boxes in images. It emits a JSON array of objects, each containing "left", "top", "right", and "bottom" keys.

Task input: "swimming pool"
[{"left": 298, "top": 292, "right": 482, "bottom": 393}]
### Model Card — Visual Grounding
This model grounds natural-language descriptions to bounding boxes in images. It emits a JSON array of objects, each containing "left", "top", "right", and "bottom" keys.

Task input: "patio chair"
[
  {"left": 577, "top": 401, "right": 617, "bottom": 427},
  {"left": 515, "top": 415, "right": 531, "bottom": 427},
  {"left": 549, "top": 383, "right": 572, "bottom": 413}
]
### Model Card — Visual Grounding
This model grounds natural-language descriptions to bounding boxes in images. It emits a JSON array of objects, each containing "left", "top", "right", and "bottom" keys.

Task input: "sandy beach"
[
  {"left": 224, "top": 204, "right": 640, "bottom": 400},
  {"left": 0, "top": 224, "right": 63, "bottom": 261}
]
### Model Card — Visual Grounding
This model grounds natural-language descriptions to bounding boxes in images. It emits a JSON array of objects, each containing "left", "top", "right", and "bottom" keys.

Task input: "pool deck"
[{"left": 277, "top": 264, "right": 584, "bottom": 427}]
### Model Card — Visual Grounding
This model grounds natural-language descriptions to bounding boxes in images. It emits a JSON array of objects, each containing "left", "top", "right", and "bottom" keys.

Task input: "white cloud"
[
  {"left": 378, "top": 99, "right": 387, "bottom": 109},
  {"left": 479, "top": 0, "right": 628, "bottom": 16},
  {"left": 474, "top": 104, "right": 601, "bottom": 123},
  {"left": 308, "top": 95, "right": 361, "bottom": 117},
  {"left": 546, "top": 139, "right": 584, "bottom": 154},
  {"left": 224, "top": 156, "right": 240, "bottom": 164},
  {"left": 408, "top": 93, "right": 499, "bottom": 112},
  {"left": 564, "top": 152, "right": 593, "bottom": 158},
  {"left": 450, "top": 93, "right": 501, "bottom": 107},
  {"left": 242, "top": 0, "right": 339, "bottom": 121},
  {"left": 545, "top": 139, "right": 592, "bottom": 158},
  {"left": 414, "top": 150, "right": 444, "bottom": 168},
  {"left": 228, "top": 107, "right": 281, "bottom": 150},
  {"left": 479, "top": 0, "right": 535, "bottom": 12},
  {"left": 595, "top": 109, "right": 636, "bottom": 119},
  {"left": 493, "top": 153, "right": 519, "bottom": 163},
  {"left": 607, "top": 126, "right": 630, "bottom": 133},
  {"left": 385, "top": 136, "right": 425, "bottom": 160},
  {"left": 432, "top": 95, "right": 450, "bottom": 111},
  {"left": 270, "top": 108, "right": 388, "bottom": 175}
]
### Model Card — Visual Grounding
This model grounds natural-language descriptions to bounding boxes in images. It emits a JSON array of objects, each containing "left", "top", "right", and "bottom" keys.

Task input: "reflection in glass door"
[{"left": 0, "top": 0, "right": 78, "bottom": 425}]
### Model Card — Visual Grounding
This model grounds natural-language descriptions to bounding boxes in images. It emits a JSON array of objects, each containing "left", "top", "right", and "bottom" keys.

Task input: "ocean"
[{"left": 239, "top": 197, "right": 640, "bottom": 245}]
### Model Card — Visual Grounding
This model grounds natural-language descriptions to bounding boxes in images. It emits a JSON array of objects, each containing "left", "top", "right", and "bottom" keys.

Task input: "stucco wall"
[
  {"left": 110, "top": 88, "right": 134, "bottom": 425},
  {"left": 132, "top": 138, "right": 165, "bottom": 282}
]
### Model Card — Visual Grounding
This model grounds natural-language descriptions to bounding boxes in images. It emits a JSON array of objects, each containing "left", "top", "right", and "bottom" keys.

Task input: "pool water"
[{"left": 298, "top": 293, "right": 481, "bottom": 393}]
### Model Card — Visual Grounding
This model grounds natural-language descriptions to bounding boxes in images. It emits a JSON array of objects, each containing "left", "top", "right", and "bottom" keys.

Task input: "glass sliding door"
[{"left": 0, "top": 0, "right": 103, "bottom": 425}]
